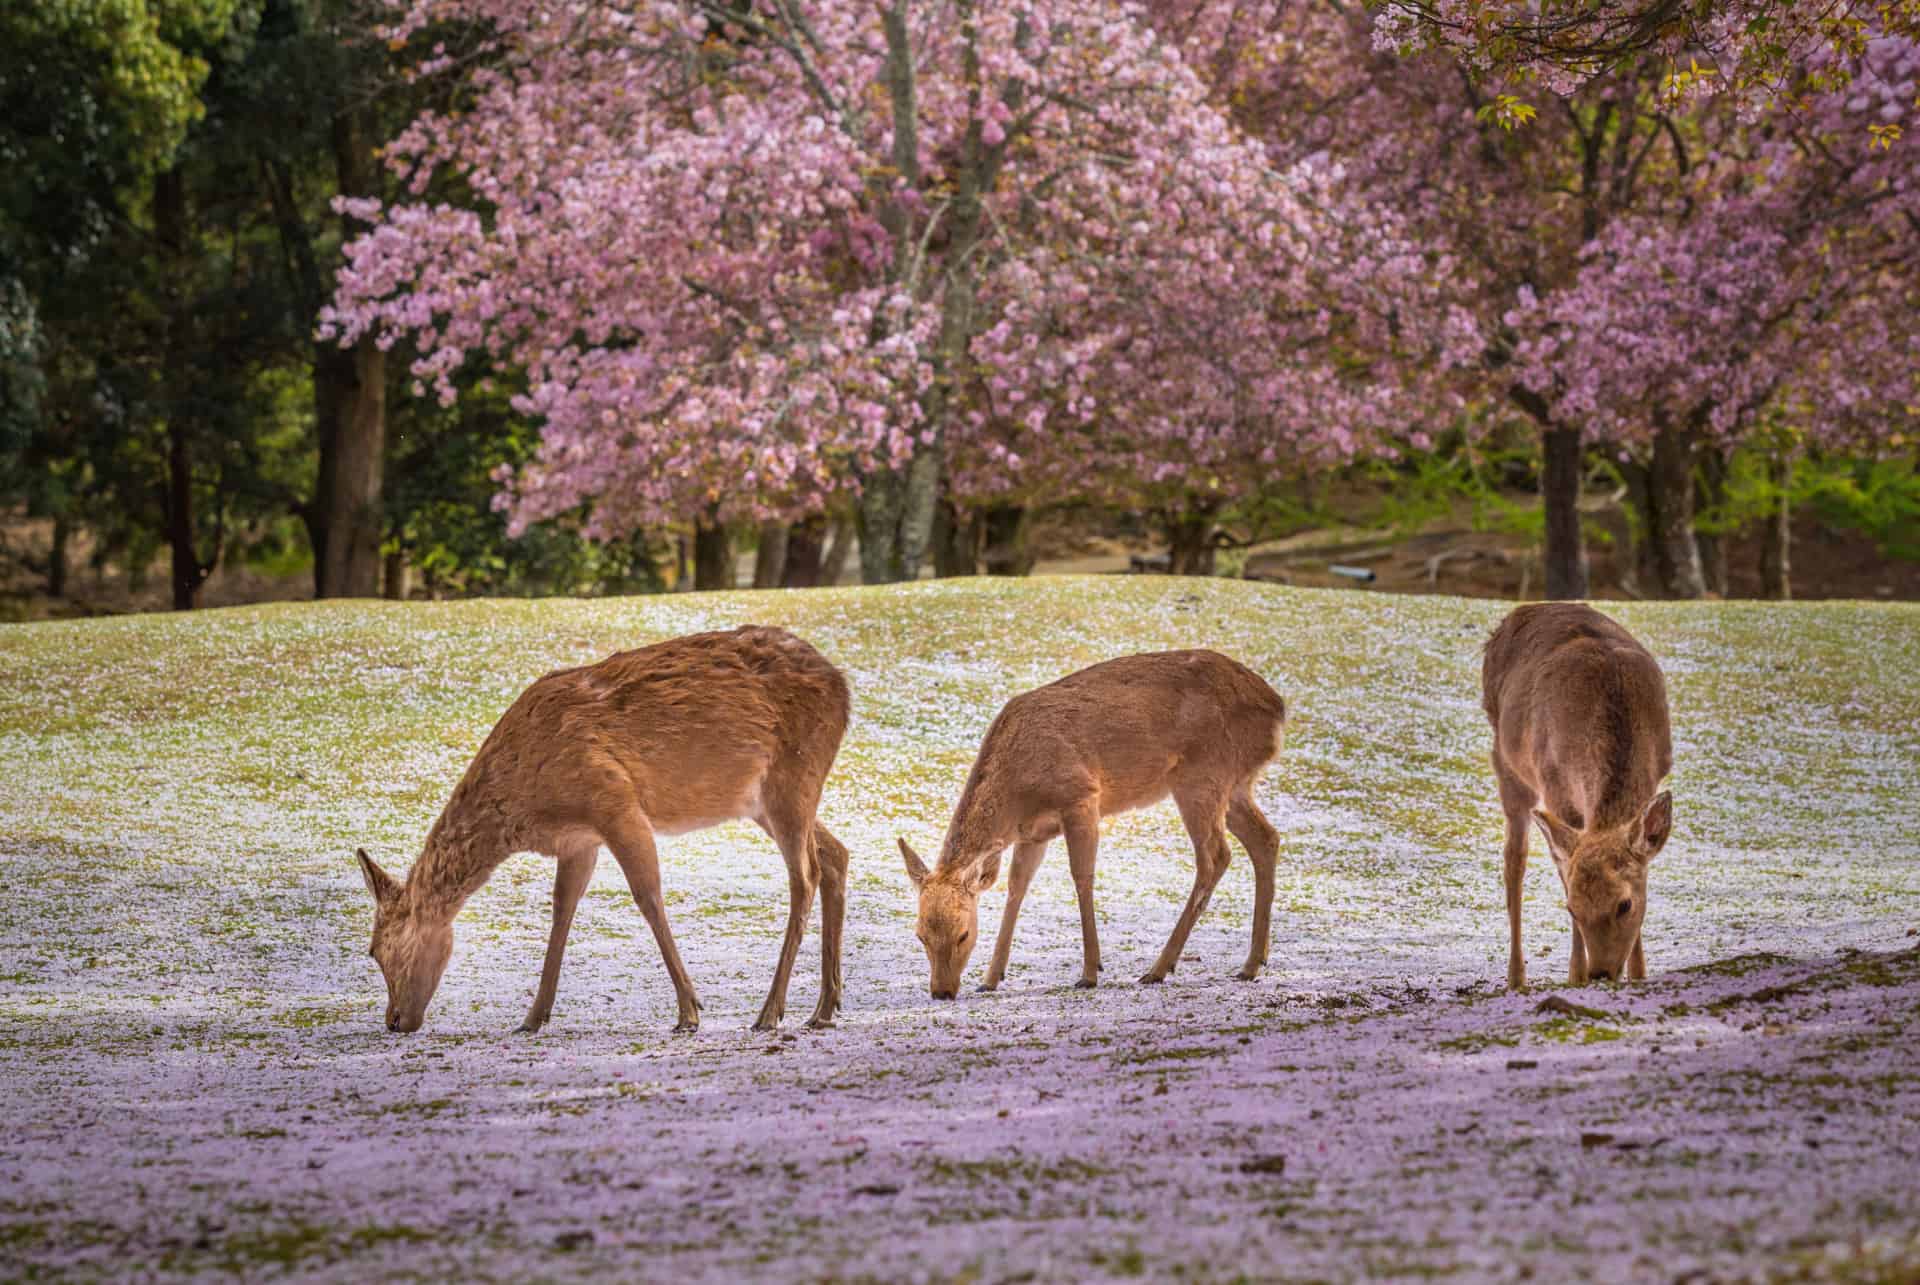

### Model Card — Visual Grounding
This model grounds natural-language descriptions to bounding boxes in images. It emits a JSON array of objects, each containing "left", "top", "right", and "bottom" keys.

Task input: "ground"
[{"left": 1, "top": 578, "right": 1917, "bottom": 1282}]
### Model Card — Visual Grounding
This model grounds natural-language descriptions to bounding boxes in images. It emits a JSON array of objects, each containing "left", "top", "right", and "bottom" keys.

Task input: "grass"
[{"left": 0, "top": 576, "right": 1917, "bottom": 1282}]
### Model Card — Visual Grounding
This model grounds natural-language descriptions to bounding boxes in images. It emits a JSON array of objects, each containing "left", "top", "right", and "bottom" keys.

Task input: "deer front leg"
[
  {"left": 751, "top": 803, "right": 820, "bottom": 1033},
  {"left": 603, "top": 811, "right": 702, "bottom": 1032},
  {"left": 1062, "top": 812, "right": 1102, "bottom": 989},
  {"left": 1629, "top": 932, "right": 1645, "bottom": 982},
  {"left": 981, "top": 840, "right": 1047, "bottom": 993},
  {"left": 1568, "top": 921, "right": 1589, "bottom": 986},
  {"left": 1227, "top": 790, "right": 1280, "bottom": 981},
  {"left": 806, "top": 822, "right": 849, "bottom": 1028},
  {"left": 1145, "top": 790, "right": 1231, "bottom": 984},
  {"left": 519, "top": 847, "right": 600, "bottom": 1033},
  {"left": 1502, "top": 807, "right": 1530, "bottom": 990}
]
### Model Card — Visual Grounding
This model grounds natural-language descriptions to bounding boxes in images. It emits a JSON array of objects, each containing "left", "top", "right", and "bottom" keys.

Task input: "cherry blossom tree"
[
  {"left": 325, "top": 0, "right": 1463, "bottom": 584},
  {"left": 1504, "top": 26, "right": 1920, "bottom": 597}
]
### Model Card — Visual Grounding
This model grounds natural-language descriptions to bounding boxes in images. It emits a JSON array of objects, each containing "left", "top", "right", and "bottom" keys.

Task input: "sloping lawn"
[{"left": 1, "top": 577, "right": 1916, "bottom": 1281}]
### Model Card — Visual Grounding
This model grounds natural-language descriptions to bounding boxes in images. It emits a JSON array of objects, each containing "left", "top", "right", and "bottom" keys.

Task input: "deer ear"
[
  {"left": 356, "top": 848, "right": 400, "bottom": 904},
  {"left": 1636, "top": 791, "right": 1673, "bottom": 859},
  {"left": 898, "top": 838, "right": 929, "bottom": 890},
  {"left": 1531, "top": 810, "right": 1580, "bottom": 859}
]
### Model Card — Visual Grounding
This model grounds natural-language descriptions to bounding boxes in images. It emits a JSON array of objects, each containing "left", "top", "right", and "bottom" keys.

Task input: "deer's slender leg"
[
  {"left": 519, "top": 843, "right": 600, "bottom": 1032},
  {"left": 751, "top": 793, "right": 821, "bottom": 1032},
  {"left": 1062, "top": 809, "right": 1102, "bottom": 989},
  {"left": 806, "top": 822, "right": 849, "bottom": 1028},
  {"left": 602, "top": 810, "right": 702, "bottom": 1032},
  {"left": 1629, "top": 932, "right": 1646, "bottom": 982},
  {"left": 1144, "top": 789, "right": 1232, "bottom": 984},
  {"left": 1501, "top": 809, "right": 1532, "bottom": 990},
  {"left": 1226, "top": 788, "right": 1280, "bottom": 981},
  {"left": 980, "top": 840, "right": 1047, "bottom": 992},
  {"left": 1495, "top": 764, "right": 1535, "bottom": 991}
]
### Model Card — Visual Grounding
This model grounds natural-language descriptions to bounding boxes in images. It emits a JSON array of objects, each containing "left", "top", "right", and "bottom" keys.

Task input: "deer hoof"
[
  {"left": 1235, "top": 965, "right": 1261, "bottom": 982},
  {"left": 672, "top": 1017, "right": 700, "bottom": 1034},
  {"left": 976, "top": 980, "right": 1000, "bottom": 994},
  {"left": 516, "top": 1017, "right": 546, "bottom": 1034},
  {"left": 1139, "top": 972, "right": 1167, "bottom": 986},
  {"left": 1073, "top": 976, "right": 1098, "bottom": 990}
]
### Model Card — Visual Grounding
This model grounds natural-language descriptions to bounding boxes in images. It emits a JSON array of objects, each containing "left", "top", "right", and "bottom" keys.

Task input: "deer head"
[
  {"left": 1533, "top": 792, "right": 1672, "bottom": 984},
  {"left": 899, "top": 838, "right": 995, "bottom": 1000},
  {"left": 356, "top": 849, "right": 453, "bottom": 1033}
]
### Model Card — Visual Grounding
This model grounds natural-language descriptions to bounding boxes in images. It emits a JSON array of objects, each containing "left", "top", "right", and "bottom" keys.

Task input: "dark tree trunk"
[
  {"left": 1647, "top": 414, "right": 1706, "bottom": 599},
  {"left": 931, "top": 497, "right": 979, "bottom": 577},
  {"left": 1760, "top": 454, "right": 1792, "bottom": 601},
  {"left": 820, "top": 516, "right": 855, "bottom": 586},
  {"left": 383, "top": 549, "right": 408, "bottom": 600},
  {"left": 782, "top": 516, "right": 827, "bottom": 588},
  {"left": 317, "top": 339, "right": 387, "bottom": 597},
  {"left": 166, "top": 425, "right": 213, "bottom": 610},
  {"left": 1540, "top": 425, "right": 1589, "bottom": 600},
  {"left": 693, "top": 519, "right": 734, "bottom": 590},
  {"left": 47, "top": 514, "right": 69, "bottom": 598},
  {"left": 751, "top": 519, "right": 789, "bottom": 589},
  {"left": 1164, "top": 503, "right": 1220, "bottom": 577},
  {"left": 1695, "top": 445, "right": 1730, "bottom": 597},
  {"left": 981, "top": 504, "right": 1034, "bottom": 576}
]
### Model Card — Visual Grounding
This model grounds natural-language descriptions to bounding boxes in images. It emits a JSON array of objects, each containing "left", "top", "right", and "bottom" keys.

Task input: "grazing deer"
[
  {"left": 1482, "top": 603, "right": 1674, "bottom": 989},
  {"left": 898, "top": 650, "right": 1287, "bottom": 999},
  {"left": 354, "top": 626, "right": 851, "bottom": 1034}
]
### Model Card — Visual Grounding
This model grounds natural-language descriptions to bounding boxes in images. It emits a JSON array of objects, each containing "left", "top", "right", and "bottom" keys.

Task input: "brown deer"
[
  {"left": 898, "top": 650, "right": 1287, "bottom": 999},
  {"left": 1482, "top": 603, "right": 1674, "bottom": 989},
  {"left": 354, "top": 625, "right": 851, "bottom": 1034}
]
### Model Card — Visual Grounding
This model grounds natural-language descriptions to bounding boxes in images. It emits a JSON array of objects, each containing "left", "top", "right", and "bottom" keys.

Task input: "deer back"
[{"left": 1482, "top": 604, "right": 1671, "bottom": 829}]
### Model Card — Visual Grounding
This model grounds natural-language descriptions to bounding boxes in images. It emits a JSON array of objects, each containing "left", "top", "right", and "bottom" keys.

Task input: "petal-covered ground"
[{"left": 1, "top": 578, "right": 1916, "bottom": 1282}]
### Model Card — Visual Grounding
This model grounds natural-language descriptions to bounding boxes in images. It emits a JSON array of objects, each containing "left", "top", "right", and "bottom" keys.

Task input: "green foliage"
[
  {"left": 1354, "top": 437, "right": 1543, "bottom": 540},
  {"left": 1797, "top": 452, "right": 1920, "bottom": 562}
]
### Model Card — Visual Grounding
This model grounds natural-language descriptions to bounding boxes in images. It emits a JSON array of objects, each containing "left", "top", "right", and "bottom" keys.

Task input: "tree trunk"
[
  {"left": 1694, "top": 445, "right": 1730, "bottom": 597},
  {"left": 820, "top": 516, "right": 855, "bottom": 586},
  {"left": 751, "top": 519, "right": 789, "bottom": 589},
  {"left": 1760, "top": 454, "right": 1792, "bottom": 601},
  {"left": 981, "top": 504, "right": 1035, "bottom": 576},
  {"left": 47, "top": 514, "right": 69, "bottom": 598},
  {"left": 931, "top": 497, "right": 979, "bottom": 577},
  {"left": 1540, "top": 425, "right": 1589, "bottom": 600},
  {"left": 313, "top": 105, "right": 388, "bottom": 599},
  {"left": 693, "top": 519, "right": 733, "bottom": 591},
  {"left": 317, "top": 339, "right": 387, "bottom": 597},
  {"left": 166, "top": 424, "right": 213, "bottom": 610},
  {"left": 1648, "top": 414, "right": 1706, "bottom": 599},
  {"left": 383, "top": 549, "right": 408, "bottom": 600},
  {"left": 1165, "top": 503, "right": 1220, "bottom": 577},
  {"left": 782, "top": 516, "right": 827, "bottom": 588}
]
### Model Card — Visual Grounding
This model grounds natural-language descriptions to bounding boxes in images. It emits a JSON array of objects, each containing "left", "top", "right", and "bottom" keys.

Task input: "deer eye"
[{"left": 1615, "top": 897, "right": 1634, "bottom": 920}]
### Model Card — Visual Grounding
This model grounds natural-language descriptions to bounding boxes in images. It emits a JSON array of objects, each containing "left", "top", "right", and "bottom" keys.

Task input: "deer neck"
[{"left": 406, "top": 780, "right": 511, "bottom": 922}]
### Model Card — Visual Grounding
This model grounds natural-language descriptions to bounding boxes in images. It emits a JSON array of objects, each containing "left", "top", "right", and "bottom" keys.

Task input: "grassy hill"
[{"left": 2, "top": 578, "right": 1916, "bottom": 1280}]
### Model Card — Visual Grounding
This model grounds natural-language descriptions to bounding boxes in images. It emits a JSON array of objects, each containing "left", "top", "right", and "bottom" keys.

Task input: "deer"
[
  {"left": 1482, "top": 602, "right": 1674, "bottom": 990},
  {"left": 353, "top": 625, "right": 851, "bottom": 1035},
  {"left": 898, "top": 649, "right": 1288, "bottom": 999}
]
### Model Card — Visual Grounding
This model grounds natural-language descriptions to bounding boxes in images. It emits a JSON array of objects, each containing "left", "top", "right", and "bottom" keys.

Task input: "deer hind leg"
[
  {"left": 750, "top": 791, "right": 821, "bottom": 1032},
  {"left": 1496, "top": 765, "right": 1534, "bottom": 991},
  {"left": 1226, "top": 788, "right": 1280, "bottom": 981},
  {"left": 1062, "top": 808, "right": 1102, "bottom": 989},
  {"left": 1144, "top": 788, "right": 1233, "bottom": 985},
  {"left": 519, "top": 839, "right": 600, "bottom": 1033},
  {"left": 602, "top": 809, "right": 702, "bottom": 1033},
  {"left": 981, "top": 840, "right": 1047, "bottom": 993},
  {"left": 806, "top": 822, "right": 849, "bottom": 1028}
]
